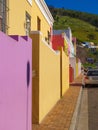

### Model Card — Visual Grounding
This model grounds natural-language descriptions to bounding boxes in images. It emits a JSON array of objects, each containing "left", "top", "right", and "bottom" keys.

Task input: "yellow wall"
[
  {"left": 31, "top": 1, "right": 51, "bottom": 40},
  {"left": 30, "top": 32, "right": 60, "bottom": 123},
  {"left": 61, "top": 48, "right": 69, "bottom": 96},
  {"left": 8, "top": 0, "right": 51, "bottom": 40},
  {"left": 39, "top": 37, "right": 60, "bottom": 123},
  {"left": 8, "top": 0, "right": 26, "bottom": 35}
]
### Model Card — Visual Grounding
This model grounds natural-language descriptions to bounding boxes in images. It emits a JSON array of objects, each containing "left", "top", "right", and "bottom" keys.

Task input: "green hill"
[
  {"left": 54, "top": 15, "right": 98, "bottom": 44},
  {"left": 48, "top": 6, "right": 98, "bottom": 44}
]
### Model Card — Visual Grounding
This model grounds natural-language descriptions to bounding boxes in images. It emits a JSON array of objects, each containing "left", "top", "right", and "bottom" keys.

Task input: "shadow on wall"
[{"left": 27, "top": 61, "right": 30, "bottom": 87}]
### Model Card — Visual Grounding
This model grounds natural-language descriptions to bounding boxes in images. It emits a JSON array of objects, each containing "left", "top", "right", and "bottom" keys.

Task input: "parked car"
[
  {"left": 82, "top": 69, "right": 98, "bottom": 87},
  {"left": 81, "top": 42, "right": 91, "bottom": 48}
]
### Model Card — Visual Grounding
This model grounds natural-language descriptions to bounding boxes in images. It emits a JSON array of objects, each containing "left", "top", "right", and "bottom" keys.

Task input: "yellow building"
[
  {"left": 0, "top": 0, "right": 58, "bottom": 124},
  {"left": 0, "top": 0, "right": 71, "bottom": 125},
  {"left": 30, "top": 32, "right": 60, "bottom": 123},
  {"left": 0, "top": 0, "right": 54, "bottom": 43},
  {"left": 60, "top": 47, "right": 69, "bottom": 97}
]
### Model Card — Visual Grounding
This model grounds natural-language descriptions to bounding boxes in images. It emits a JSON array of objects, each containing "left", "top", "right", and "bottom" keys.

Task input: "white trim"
[
  {"left": 27, "top": 0, "right": 32, "bottom": 5},
  {"left": 35, "top": 0, "right": 54, "bottom": 26}
]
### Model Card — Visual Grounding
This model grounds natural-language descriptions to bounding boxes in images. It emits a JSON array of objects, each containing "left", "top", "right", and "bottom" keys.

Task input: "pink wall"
[
  {"left": 52, "top": 34, "right": 64, "bottom": 50},
  {"left": 70, "top": 57, "right": 76, "bottom": 79},
  {"left": 0, "top": 31, "right": 32, "bottom": 130}
]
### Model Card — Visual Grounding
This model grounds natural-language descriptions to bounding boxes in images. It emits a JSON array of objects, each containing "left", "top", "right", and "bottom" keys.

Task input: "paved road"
[{"left": 76, "top": 87, "right": 98, "bottom": 130}]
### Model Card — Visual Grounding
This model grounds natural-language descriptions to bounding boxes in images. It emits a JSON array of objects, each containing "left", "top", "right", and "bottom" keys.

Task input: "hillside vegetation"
[
  {"left": 49, "top": 6, "right": 98, "bottom": 44},
  {"left": 49, "top": 6, "right": 98, "bottom": 27}
]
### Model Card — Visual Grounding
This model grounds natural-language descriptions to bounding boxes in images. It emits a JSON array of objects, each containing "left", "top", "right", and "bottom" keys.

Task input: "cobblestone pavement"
[{"left": 32, "top": 74, "right": 83, "bottom": 130}]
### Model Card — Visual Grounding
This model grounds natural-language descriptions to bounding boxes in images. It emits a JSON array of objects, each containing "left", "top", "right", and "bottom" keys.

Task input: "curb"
[{"left": 69, "top": 87, "right": 83, "bottom": 130}]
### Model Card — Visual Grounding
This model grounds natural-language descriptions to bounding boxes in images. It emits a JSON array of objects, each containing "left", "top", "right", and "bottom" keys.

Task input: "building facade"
[
  {"left": 0, "top": 0, "right": 54, "bottom": 43},
  {"left": 0, "top": 0, "right": 55, "bottom": 124}
]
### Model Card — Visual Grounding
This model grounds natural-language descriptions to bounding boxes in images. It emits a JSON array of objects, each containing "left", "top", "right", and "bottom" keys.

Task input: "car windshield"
[{"left": 87, "top": 70, "right": 98, "bottom": 76}]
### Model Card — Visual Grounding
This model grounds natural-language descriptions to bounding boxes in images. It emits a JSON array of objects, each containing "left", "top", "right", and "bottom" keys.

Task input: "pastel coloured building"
[
  {"left": 53, "top": 29, "right": 75, "bottom": 57},
  {"left": 0, "top": 0, "right": 58, "bottom": 125},
  {"left": 52, "top": 31, "right": 69, "bottom": 96},
  {"left": 30, "top": 32, "right": 60, "bottom": 124},
  {"left": 52, "top": 34, "right": 64, "bottom": 50},
  {"left": 0, "top": 31, "right": 32, "bottom": 130},
  {"left": 52, "top": 29, "right": 81, "bottom": 82},
  {"left": 0, "top": 0, "right": 81, "bottom": 126},
  {"left": 0, "top": 0, "right": 54, "bottom": 44}
]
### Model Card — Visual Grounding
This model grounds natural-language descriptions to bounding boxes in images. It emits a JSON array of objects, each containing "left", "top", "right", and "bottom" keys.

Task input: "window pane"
[{"left": 26, "top": 12, "right": 31, "bottom": 35}]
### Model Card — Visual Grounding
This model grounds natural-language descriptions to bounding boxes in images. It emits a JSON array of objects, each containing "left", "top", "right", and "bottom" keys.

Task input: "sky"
[{"left": 45, "top": 0, "right": 98, "bottom": 15}]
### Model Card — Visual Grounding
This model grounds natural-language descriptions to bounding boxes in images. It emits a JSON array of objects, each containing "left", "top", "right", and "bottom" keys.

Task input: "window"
[
  {"left": 0, "top": 16, "right": 2, "bottom": 31},
  {"left": 47, "top": 31, "right": 50, "bottom": 44},
  {"left": 27, "top": 0, "right": 32, "bottom": 5},
  {"left": 87, "top": 70, "right": 98, "bottom": 76},
  {"left": 37, "top": 16, "right": 41, "bottom": 31},
  {"left": 0, "top": 1, "right": 3, "bottom": 30},
  {"left": 26, "top": 12, "right": 31, "bottom": 36},
  {"left": 0, "top": 0, "right": 9, "bottom": 33}
]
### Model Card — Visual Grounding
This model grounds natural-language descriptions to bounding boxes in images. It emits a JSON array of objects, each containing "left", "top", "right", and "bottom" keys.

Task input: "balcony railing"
[{"left": 0, "top": 0, "right": 9, "bottom": 33}]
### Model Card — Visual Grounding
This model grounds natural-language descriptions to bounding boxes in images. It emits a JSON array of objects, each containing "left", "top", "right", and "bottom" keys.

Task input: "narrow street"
[{"left": 76, "top": 87, "right": 98, "bottom": 130}]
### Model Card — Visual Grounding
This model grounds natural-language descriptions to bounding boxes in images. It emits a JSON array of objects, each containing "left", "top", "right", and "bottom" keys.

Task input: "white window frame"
[
  {"left": 25, "top": 12, "right": 31, "bottom": 36},
  {"left": 27, "top": 0, "right": 32, "bottom": 5}
]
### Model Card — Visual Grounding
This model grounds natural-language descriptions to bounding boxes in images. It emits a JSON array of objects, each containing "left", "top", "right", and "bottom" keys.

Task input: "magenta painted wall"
[
  {"left": 52, "top": 34, "right": 64, "bottom": 50},
  {"left": 0, "top": 31, "right": 32, "bottom": 130}
]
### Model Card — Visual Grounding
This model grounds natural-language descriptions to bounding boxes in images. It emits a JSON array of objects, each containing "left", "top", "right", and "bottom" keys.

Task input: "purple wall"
[{"left": 0, "top": 31, "right": 32, "bottom": 130}]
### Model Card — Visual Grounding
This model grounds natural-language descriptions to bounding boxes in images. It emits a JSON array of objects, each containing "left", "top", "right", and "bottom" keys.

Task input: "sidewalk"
[
  {"left": 70, "top": 73, "right": 83, "bottom": 86},
  {"left": 32, "top": 74, "right": 83, "bottom": 130}
]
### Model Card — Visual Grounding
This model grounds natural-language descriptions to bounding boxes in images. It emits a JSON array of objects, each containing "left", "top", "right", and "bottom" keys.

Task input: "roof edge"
[{"left": 35, "top": 0, "right": 54, "bottom": 26}]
